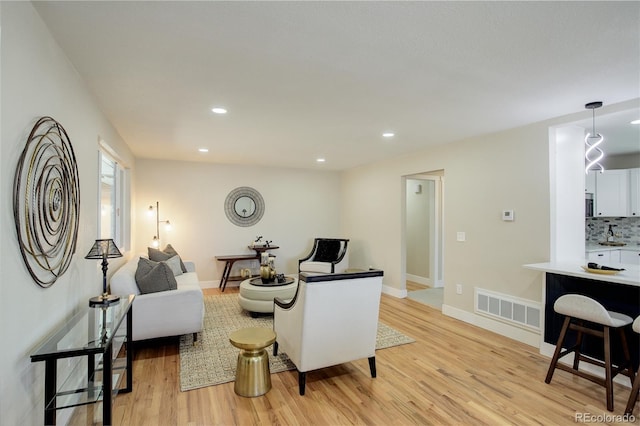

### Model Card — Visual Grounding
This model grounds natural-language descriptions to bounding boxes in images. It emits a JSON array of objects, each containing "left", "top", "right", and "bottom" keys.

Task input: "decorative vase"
[{"left": 260, "top": 265, "right": 272, "bottom": 283}]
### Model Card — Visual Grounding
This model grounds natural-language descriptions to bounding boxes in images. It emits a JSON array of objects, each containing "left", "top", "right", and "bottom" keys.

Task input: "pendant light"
[{"left": 584, "top": 101, "right": 605, "bottom": 174}]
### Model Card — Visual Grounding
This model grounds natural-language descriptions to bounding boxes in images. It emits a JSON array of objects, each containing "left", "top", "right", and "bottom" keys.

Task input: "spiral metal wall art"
[{"left": 13, "top": 117, "right": 80, "bottom": 288}]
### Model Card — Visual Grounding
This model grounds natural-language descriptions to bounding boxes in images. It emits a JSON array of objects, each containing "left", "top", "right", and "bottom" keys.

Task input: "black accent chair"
[{"left": 298, "top": 238, "right": 349, "bottom": 273}]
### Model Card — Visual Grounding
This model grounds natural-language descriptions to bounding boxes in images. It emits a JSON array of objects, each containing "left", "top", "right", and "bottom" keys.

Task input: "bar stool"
[
  {"left": 545, "top": 294, "right": 635, "bottom": 411},
  {"left": 625, "top": 316, "right": 640, "bottom": 415}
]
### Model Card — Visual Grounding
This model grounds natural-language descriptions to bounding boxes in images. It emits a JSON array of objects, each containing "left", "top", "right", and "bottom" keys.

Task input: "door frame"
[{"left": 402, "top": 172, "right": 445, "bottom": 291}]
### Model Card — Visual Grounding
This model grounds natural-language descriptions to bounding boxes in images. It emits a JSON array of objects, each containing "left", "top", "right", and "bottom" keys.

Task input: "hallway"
[{"left": 406, "top": 281, "right": 443, "bottom": 309}]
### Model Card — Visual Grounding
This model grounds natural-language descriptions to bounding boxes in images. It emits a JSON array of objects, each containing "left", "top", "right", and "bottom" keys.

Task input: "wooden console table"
[
  {"left": 216, "top": 246, "right": 279, "bottom": 292},
  {"left": 30, "top": 295, "right": 134, "bottom": 425},
  {"left": 215, "top": 254, "right": 259, "bottom": 292}
]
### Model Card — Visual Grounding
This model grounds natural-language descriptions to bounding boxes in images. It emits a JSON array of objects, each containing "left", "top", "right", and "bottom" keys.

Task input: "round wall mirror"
[
  {"left": 224, "top": 186, "right": 265, "bottom": 227},
  {"left": 234, "top": 196, "right": 256, "bottom": 218}
]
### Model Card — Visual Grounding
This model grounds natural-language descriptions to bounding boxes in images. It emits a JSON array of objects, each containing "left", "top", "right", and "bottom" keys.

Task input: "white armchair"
[
  {"left": 298, "top": 238, "right": 349, "bottom": 273},
  {"left": 273, "top": 269, "right": 384, "bottom": 395}
]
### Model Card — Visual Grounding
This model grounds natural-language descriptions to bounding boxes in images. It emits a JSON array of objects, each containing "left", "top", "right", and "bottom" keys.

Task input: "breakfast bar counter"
[
  {"left": 524, "top": 261, "right": 640, "bottom": 367},
  {"left": 524, "top": 261, "right": 640, "bottom": 287}
]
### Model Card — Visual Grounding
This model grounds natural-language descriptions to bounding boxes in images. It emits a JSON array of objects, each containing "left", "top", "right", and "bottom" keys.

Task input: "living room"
[{"left": 2, "top": 2, "right": 639, "bottom": 425}]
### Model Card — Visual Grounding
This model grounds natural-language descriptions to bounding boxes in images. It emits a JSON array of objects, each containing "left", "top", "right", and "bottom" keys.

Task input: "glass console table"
[{"left": 30, "top": 295, "right": 134, "bottom": 425}]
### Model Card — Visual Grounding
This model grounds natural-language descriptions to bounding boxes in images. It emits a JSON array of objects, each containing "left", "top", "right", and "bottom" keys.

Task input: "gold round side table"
[{"left": 229, "top": 327, "right": 277, "bottom": 397}]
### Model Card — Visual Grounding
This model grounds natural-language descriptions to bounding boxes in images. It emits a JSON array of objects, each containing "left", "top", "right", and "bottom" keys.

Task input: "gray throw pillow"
[
  {"left": 135, "top": 257, "right": 177, "bottom": 294},
  {"left": 164, "top": 244, "right": 187, "bottom": 273},
  {"left": 165, "top": 255, "right": 183, "bottom": 277},
  {"left": 148, "top": 244, "right": 187, "bottom": 273}
]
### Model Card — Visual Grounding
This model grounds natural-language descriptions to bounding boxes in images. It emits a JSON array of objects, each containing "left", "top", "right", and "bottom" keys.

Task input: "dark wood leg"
[
  {"left": 273, "top": 341, "right": 278, "bottom": 356},
  {"left": 545, "top": 316, "right": 571, "bottom": 384},
  {"left": 572, "top": 323, "right": 583, "bottom": 371},
  {"left": 220, "top": 261, "right": 232, "bottom": 292},
  {"left": 626, "top": 364, "right": 640, "bottom": 415},
  {"left": 368, "top": 356, "right": 377, "bottom": 378},
  {"left": 604, "top": 326, "right": 614, "bottom": 412},
  {"left": 193, "top": 332, "right": 198, "bottom": 343},
  {"left": 619, "top": 327, "right": 635, "bottom": 383},
  {"left": 298, "top": 371, "right": 306, "bottom": 395}
]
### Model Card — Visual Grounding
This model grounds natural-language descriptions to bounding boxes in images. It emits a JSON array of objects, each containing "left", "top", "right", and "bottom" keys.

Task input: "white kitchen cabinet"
[
  {"left": 595, "top": 169, "right": 629, "bottom": 217},
  {"left": 587, "top": 251, "right": 610, "bottom": 263},
  {"left": 629, "top": 168, "right": 640, "bottom": 217},
  {"left": 586, "top": 170, "right": 597, "bottom": 194},
  {"left": 620, "top": 250, "right": 640, "bottom": 265}
]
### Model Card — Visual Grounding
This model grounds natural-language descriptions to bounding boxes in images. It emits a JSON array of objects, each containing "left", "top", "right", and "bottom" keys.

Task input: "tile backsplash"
[{"left": 586, "top": 217, "right": 640, "bottom": 245}]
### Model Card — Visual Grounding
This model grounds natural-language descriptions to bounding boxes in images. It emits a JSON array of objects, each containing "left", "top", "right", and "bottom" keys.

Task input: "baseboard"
[
  {"left": 406, "top": 273, "right": 431, "bottom": 287},
  {"left": 382, "top": 284, "right": 407, "bottom": 298},
  {"left": 199, "top": 280, "right": 217, "bottom": 289},
  {"left": 442, "top": 304, "right": 540, "bottom": 348}
]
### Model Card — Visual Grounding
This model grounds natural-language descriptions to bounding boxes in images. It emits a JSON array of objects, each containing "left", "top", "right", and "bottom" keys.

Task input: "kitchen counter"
[
  {"left": 585, "top": 243, "right": 640, "bottom": 253},
  {"left": 524, "top": 260, "right": 640, "bottom": 370},
  {"left": 524, "top": 261, "right": 640, "bottom": 287}
]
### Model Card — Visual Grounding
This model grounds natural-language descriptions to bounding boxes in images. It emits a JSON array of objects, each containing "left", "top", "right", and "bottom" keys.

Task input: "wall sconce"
[
  {"left": 584, "top": 101, "right": 605, "bottom": 174},
  {"left": 149, "top": 201, "right": 171, "bottom": 248}
]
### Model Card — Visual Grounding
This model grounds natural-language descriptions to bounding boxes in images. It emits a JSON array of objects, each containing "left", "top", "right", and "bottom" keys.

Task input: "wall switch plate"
[
  {"left": 502, "top": 210, "right": 514, "bottom": 221},
  {"left": 456, "top": 231, "right": 466, "bottom": 242},
  {"left": 456, "top": 284, "right": 463, "bottom": 294}
]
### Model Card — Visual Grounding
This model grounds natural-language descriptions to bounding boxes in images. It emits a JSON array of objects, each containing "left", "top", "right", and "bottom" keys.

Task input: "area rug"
[{"left": 179, "top": 293, "right": 415, "bottom": 391}]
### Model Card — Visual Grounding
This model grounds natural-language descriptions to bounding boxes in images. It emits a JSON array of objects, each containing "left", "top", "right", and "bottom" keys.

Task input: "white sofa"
[{"left": 110, "top": 256, "right": 204, "bottom": 341}]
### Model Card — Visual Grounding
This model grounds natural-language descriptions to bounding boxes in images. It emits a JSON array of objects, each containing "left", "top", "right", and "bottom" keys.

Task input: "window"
[{"left": 98, "top": 148, "right": 130, "bottom": 251}]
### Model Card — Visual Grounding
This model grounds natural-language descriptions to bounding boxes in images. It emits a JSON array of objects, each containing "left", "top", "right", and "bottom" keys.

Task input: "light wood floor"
[
  {"left": 406, "top": 280, "right": 429, "bottom": 291},
  {"left": 80, "top": 287, "right": 638, "bottom": 425}
]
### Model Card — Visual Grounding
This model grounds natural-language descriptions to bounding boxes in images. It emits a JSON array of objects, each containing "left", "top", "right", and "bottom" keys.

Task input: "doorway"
[{"left": 403, "top": 171, "right": 444, "bottom": 309}]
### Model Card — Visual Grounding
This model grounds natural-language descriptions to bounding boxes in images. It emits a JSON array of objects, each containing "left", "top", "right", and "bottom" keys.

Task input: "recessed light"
[
  {"left": 631, "top": 119, "right": 640, "bottom": 125},
  {"left": 198, "top": 148, "right": 209, "bottom": 153},
  {"left": 211, "top": 107, "right": 227, "bottom": 114},
  {"left": 382, "top": 132, "right": 395, "bottom": 138},
  {"left": 316, "top": 158, "right": 326, "bottom": 163}
]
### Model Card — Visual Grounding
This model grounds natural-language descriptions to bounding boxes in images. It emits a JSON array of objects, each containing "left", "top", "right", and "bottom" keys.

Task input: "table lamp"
[{"left": 85, "top": 239, "right": 123, "bottom": 307}]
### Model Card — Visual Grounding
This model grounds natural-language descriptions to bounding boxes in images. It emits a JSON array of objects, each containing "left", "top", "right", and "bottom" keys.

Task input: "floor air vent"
[{"left": 475, "top": 288, "right": 540, "bottom": 331}]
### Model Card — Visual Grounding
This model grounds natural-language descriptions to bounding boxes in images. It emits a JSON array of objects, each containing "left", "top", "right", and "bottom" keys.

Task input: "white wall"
[
  {"left": 342, "top": 100, "right": 639, "bottom": 345},
  {"left": 134, "top": 159, "right": 342, "bottom": 284},
  {"left": 550, "top": 125, "right": 586, "bottom": 262},
  {"left": 0, "top": 3, "right": 134, "bottom": 425},
  {"left": 605, "top": 152, "right": 640, "bottom": 170},
  {"left": 406, "top": 178, "right": 431, "bottom": 280},
  {"left": 343, "top": 123, "right": 550, "bottom": 307}
]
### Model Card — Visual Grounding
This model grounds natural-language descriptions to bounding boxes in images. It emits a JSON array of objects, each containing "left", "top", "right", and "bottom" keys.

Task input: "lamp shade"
[{"left": 85, "top": 239, "right": 123, "bottom": 259}]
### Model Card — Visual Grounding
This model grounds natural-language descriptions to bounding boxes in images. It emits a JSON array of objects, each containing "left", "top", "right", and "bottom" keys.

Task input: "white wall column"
[{"left": 549, "top": 125, "right": 586, "bottom": 262}]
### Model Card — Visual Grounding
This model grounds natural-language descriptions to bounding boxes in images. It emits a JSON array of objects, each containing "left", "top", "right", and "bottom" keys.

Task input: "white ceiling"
[{"left": 33, "top": 1, "right": 640, "bottom": 170}]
